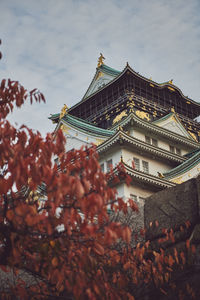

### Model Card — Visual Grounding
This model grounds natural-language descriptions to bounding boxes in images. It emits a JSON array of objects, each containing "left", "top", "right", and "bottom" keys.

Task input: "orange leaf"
[
  {"left": 52, "top": 257, "right": 58, "bottom": 267},
  {"left": 168, "top": 255, "right": 175, "bottom": 267},
  {"left": 94, "top": 242, "right": 104, "bottom": 256},
  {"left": 6, "top": 210, "right": 14, "bottom": 221},
  {"left": 186, "top": 239, "right": 190, "bottom": 249}
]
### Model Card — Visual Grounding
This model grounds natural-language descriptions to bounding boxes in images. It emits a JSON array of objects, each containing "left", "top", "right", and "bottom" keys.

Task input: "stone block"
[{"left": 144, "top": 178, "right": 199, "bottom": 241}]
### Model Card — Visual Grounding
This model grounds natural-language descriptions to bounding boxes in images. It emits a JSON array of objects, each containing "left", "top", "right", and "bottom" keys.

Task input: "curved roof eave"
[
  {"left": 111, "top": 112, "right": 200, "bottom": 148},
  {"left": 97, "top": 129, "right": 186, "bottom": 163},
  {"left": 114, "top": 163, "right": 176, "bottom": 188},
  {"left": 61, "top": 117, "right": 114, "bottom": 138},
  {"left": 126, "top": 65, "right": 200, "bottom": 107},
  {"left": 164, "top": 149, "right": 200, "bottom": 179},
  {"left": 68, "top": 64, "right": 200, "bottom": 115}
]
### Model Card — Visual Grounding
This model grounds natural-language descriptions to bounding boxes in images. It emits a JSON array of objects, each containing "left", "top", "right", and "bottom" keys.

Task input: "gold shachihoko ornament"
[
  {"left": 59, "top": 104, "right": 68, "bottom": 119},
  {"left": 97, "top": 53, "right": 105, "bottom": 67}
]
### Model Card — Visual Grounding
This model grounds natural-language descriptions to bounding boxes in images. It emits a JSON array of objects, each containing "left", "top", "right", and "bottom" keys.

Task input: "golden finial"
[
  {"left": 171, "top": 106, "right": 175, "bottom": 113},
  {"left": 97, "top": 53, "right": 105, "bottom": 67},
  {"left": 120, "top": 155, "right": 124, "bottom": 163},
  {"left": 59, "top": 104, "right": 68, "bottom": 119},
  {"left": 157, "top": 172, "right": 164, "bottom": 178},
  {"left": 168, "top": 79, "right": 173, "bottom": 84}
]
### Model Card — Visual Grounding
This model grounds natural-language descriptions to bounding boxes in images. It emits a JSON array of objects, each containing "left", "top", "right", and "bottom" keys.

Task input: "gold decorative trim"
[
  {"left": 168, "top": 86, "right": 175, "bottom": 92},
  {"left": 60, "top": 124, "right": 70, "bottom": 134},
  {"left": 188, "top": 131, "right": 198, "bottom": 141},
  {"left": 112, "top": 110, "right": 127, "bottom": 125},
  {"left": 171, "top": 176, "right": 183, "bottom": 184},
  {"left": 96, "top": 71, "right": 104, "bottom": 80},
  {"left": 94, "top": 138, "right": 103, "bottom": 146},
  {"left": 135, "top": 110, "right": 150, "bottom": 121}
]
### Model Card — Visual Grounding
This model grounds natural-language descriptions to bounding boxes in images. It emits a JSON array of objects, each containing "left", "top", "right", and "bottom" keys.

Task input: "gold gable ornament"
[
  {"left": 59, "top": 104, "right": 68, "bottom": 119},
  {"left": 97, "top": 53, "right": 105, "bottom": 68},
  {"left": 171, "top": 107, "right": 175, "bottom": 113}
]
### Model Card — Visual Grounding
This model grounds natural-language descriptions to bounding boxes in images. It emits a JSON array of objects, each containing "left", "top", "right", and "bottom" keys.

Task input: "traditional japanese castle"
[{"left": 49, "top": 54, "right": 200, "bottom": 203}]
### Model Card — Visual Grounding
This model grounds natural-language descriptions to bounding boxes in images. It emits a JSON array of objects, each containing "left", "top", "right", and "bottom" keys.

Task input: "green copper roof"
[
  {"left": 152, "top": 112, "right": 174, "bottom": 124},
  {"left": 62, "top": 113, "right": 115, "bottom": 137},
  {"left": 184, "top": 148, "right": 200, "bottom": 159},
  {"left": 99, "top": 64, "right": 121, "bottom": 76},
  {"left": 49, "top": 113, "right": 60, "bottom": 120},
  {"left": 164, "top": 148, "right": 200, "bottom": 179}
]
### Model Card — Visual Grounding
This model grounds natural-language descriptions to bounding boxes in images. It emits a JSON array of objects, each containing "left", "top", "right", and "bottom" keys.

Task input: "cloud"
[{"left": 0, "top": 0, "right": 200, "bottom": 135}]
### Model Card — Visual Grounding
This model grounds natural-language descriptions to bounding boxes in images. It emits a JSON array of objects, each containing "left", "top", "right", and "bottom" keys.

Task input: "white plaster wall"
[
  {"left": 122, "top": 148, "right": 172, "bottom": 176},
  {"left": 99, "top": 147, "right": 122, "bottom": 170},
  {"left": 117, "top": 182, "right": 153, "bottom": 203},
  {"left": 116, "top": 184, "right": 125, "bottom": 199},
  {"left": 61, "top": 124, "right": 107, "bottom": 152},
  {"left": 126, "top": 126, "right": 191, "bottom": 156},
  {"left": 124, "top": 184, "right": 153, "bottom": 199}
]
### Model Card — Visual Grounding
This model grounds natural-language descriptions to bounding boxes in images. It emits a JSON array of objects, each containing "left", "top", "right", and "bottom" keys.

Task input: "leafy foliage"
[{"left": 0, "top": 47, "right": 197, "bottom": 299}]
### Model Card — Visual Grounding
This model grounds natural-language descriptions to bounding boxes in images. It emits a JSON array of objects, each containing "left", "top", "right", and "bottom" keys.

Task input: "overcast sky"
[{"left": 0, "top": 0, "right": 200, "bottom": 136}]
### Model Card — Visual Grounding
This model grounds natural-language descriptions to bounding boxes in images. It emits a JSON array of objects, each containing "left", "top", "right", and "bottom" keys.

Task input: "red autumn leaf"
[
  {"left": 74, "top": 179, "right": 85, "bottom": 199},
  {"left": 51, "top": 257, "right": 59, "bottom": 267},
  {"left": 6, "top": 210, "right": 14, "bottom": 221},
  {"left": 168, "top": 255, "right": 175, "bottom": 267},
  {"left": 122, "top": 227, "right": 131, "bottom": 243},
  {"left": 94, "top": 242, "right": 105, "bottom": 256},
  {"left": 186, "top": 239, "right": 190, "bottom": 249}
]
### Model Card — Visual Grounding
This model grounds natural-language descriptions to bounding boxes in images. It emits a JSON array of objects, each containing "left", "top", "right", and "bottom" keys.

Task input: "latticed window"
[
  {"left": 142, "top": 160, "right": 149, "bottom": 173},
  {"left": 152, "top": 138, "right": 158, "bottom": 147},
  {"left": 145, "top": 136, "right": 151, "bottom": 144},
  {"left": 145, "top": 136, "right": 158, "bottom": 147},
  {"left": 133, "top": 157, "right": 140, "bottom": 170},
  {"left": 169, "top": 145, "right": 175, "bottom": 153}
]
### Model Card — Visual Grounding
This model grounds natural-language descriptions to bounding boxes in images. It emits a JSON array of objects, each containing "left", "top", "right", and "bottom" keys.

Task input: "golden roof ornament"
[
  {"left": 171, "top": 106, "right": 175, "bottom": 113},
  {"left": 97, "top": 53, "right": 105, "bottom": 67},
  {"left": 168, "top": 79, "right": 173, "bottom": 84},
  {"left": 59, "top": 104, "right": 68, "bottom": 119}
]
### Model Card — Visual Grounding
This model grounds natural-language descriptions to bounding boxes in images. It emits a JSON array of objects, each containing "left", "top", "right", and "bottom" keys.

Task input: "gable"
[
  {"left": 83, "top": 64, "right": 121, "bottom": 100},
  {"left": 153, "top": 113, "right": 193, "bottom": 140}
]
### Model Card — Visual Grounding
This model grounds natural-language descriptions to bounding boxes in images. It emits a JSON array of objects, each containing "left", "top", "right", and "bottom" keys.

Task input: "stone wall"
[{"left": 143, "top": 176, "right": 200, "bottom": 300}]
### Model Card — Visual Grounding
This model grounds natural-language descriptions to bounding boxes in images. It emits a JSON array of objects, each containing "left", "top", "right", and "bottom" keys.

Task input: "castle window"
[
  {"left": 145, "top": 136, "right": 151, "bottom": 144},
  {"left": 145, "top": 136, "right": 158, "bottom": 147},
  {"left": 169, "top": 145, "right": 175, "bottom": 153},
  {"left": 106, "top": 159, "right": 113, "bottom": 172},
  {"left": 169, "top": 146, "right": 181, "bottom": 155},
  {"left": 152, "top": 138, "right": 158, "bottom": 147},
  {"left": 142, "top": 160, "right": 149, "bottom": 173},
  {"left": 133, "top": 157, "right": 140, "bottom": 170}
]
